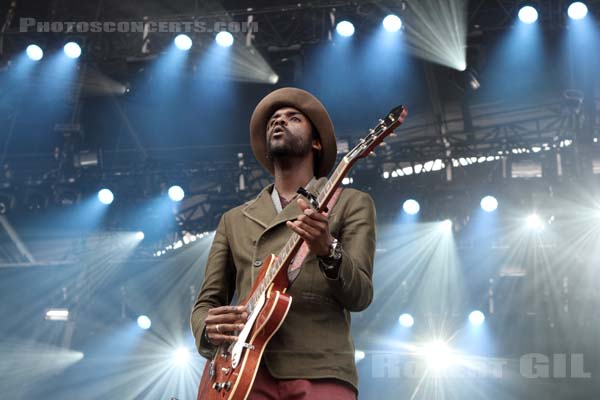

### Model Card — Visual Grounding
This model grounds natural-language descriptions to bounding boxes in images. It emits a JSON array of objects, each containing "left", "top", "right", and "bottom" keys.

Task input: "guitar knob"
[
  {"left": 224, "top": 382, "right": 232, "bottom": 391},
  {"left": 212, "top": 382, "right": 223, "bottom": 391}
]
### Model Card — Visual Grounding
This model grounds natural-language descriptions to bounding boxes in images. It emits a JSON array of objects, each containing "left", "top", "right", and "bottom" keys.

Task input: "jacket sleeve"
[
  {"left": 321, "top": 190, "right": 376, "bottom": 312},
  {"left": 190, "top": 214, "right": 237, "bottom": 359}
]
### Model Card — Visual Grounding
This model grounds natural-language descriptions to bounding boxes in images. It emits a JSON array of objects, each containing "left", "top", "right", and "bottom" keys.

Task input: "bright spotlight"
[
  {"left": 174, "top": 34, "right": 193, "bottom": 50},
  {"left": 269, "top": 74, "right": 279, "bottom": 84},
  {"left": 168, "top": 185, "right": 185, "bottom": 202},
  {"left": 97, "top": 188, "right": 114, "bottom": 205},
  {"left": 399, "top": 313, "right": 414, "bottom": 328},
  {"left": 137, "top": 315, "right": 151, "bottom": 330},
  {"left": 526, "top": 214, "right": 544, "bottom": 231},
  {"left": 135, "top": 231, "right": 145, "bottom": 241},
  {"left": 518, "top": 5, "right": 539, "bottom": 24},
  {"left": 423, "top": 340, "right": 454, "bottom": 371},
  {"left": 468, "top": 310, "right": 485, "bottom": 326},
  {"left": 336, "top": 20, "right": 355, "bottom": 37},
  {"left": 26, "top": 44, "right": 44, "bottom": 61},
  {"left": 45, "top": 308, "right": 69, "bottom": 321},
  {"left": 173, "top": 347, "right": 190, "bottom": 366},
  {"left": 440, "top": 219, "right": 453, "bottom": 232},
  {"left": 215, "top": 31, "right": 234, "bottom": 47},
  {"left": 403, "top": 199, "right": 420, "bottom": 215},
  {"left": 63, "top": 42, "right": 82, "bottom": 59},
  {"left": 354, "top": 350, "right": 366, "bottom": 363},
  {"left": 568, "top": 2, "right": 588, "bottom": 20},
  {"left": 383, "top": 14, "right": 402, "bottom": 32},
  {"left": 480, "top": 195, "right": 498, "bottom": 212}
]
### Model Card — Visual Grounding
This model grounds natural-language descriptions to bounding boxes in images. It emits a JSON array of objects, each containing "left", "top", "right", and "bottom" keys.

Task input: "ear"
[{"left": 312, "top": 139, "right": 322, "bottom": 152}]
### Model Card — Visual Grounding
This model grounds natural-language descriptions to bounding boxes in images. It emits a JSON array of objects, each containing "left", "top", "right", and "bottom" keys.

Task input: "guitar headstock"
[{"left": 345, "top": 105, "right": 408, "bottom": 162}]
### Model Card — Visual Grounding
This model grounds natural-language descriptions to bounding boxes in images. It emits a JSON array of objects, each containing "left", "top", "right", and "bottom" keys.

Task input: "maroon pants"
[{"left": 249, "top": 366, "right": 357, "bottom": 400}]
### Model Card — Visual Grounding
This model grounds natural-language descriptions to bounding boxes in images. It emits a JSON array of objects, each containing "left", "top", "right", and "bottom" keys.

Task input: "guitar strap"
[{"left": 287, "top": 187, "right": 344, "bottom": 284}]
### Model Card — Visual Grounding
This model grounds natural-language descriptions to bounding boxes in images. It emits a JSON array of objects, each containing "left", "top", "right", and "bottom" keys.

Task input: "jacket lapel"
[{"left": 242, "top": 184, "right": 277, "bottom": 229}]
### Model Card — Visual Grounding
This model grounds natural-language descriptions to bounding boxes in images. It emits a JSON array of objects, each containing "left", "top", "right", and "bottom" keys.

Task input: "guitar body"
[{"left": 197, "top": 255, "right": 292, "bottom": 400}]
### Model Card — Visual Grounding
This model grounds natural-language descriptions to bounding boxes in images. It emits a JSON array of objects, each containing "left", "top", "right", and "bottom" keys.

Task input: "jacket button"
[{"left": 253, "top": 260, "right": 263, "bottom": 267}]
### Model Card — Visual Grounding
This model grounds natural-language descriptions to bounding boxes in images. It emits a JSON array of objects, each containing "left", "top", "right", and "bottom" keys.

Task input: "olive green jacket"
[{"left": 190, "top": 177, "right": 376, "bottom": 392}]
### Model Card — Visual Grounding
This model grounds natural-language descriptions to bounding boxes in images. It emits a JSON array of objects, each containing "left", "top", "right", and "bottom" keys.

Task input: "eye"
[{"left": 291, "top": 116, "right": 300, "bottom": 122}]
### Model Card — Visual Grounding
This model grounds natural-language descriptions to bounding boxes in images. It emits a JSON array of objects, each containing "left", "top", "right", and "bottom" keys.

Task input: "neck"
[{"left": 273, "top": 157, "right": 315, "bottom": 199}]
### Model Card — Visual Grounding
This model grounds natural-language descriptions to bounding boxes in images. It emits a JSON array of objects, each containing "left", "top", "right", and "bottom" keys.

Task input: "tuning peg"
[
  {"left": 390, "top": 133, "right": 398, "bottom": 137},
  {"left": 369, "top": 151, "right": 376, "bottom": 157}
]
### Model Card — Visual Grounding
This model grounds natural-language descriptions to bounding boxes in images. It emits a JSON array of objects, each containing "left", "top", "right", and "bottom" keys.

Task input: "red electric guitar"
[{"left": 197, "top": 105, "right": 408, "bottom": 400}]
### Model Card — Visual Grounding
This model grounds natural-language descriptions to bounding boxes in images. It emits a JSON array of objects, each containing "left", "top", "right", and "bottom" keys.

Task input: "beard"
[{"left": 266, "top": 128, "right": 313, "bottom": 161}]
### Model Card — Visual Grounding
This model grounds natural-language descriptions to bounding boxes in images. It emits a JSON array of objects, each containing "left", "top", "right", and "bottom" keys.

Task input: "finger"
[
  {"left": 296, "top": 197, "right": 310, "bottom": 211},
  {"left": 298, "top": 214, "right": 327, "bottom": 232},
  {"left": 287, "top": 220, "right": 312, "bottom": 241},
  {"left": 208, "top": 333, "right": 239, "bottom": 344},
  {"left": 303, "top": 208, "right": 328, "bottom": 222},
  {"left": 205, "top": 313, "right": 247, "bottom": 325},
  {"left": 294, "top": 220, "right": 322, "bottom": 238},
  {"left": 211, "top": 323, "right": 245, "bottom": 333},
  {"left": 207, "top": 305, "right": 246, "bottom": 315}
]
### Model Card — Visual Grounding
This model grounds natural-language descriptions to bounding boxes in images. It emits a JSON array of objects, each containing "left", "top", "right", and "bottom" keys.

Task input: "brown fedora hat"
[{"left": 249, "top": 87, "right": 337, "bottom": 178}]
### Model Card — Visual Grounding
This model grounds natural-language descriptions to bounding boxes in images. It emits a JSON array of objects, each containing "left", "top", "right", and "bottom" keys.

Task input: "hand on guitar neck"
[
  {"left": 286, "top": 198, "right": 334, "bottom": 257},
  {"left": 204, "top": 305, "right": 248, "bottom": 346}
]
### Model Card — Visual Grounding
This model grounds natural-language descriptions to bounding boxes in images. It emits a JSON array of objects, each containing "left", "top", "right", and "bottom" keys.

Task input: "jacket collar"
[{"left": 242, "top": 177, "right": 328, "bottom": 230}]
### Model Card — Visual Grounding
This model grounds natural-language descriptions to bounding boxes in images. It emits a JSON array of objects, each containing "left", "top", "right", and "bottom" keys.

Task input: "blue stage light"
[
  {"left": 174, "top": 34, "right": 193, "bottom": 50},
  {"left": 568, "top": 2, "right": 588, "bottom": 20},
  {"left": 518, "top": 5, "right": 539, "bottom": 24},
  {"left": 168, "top": 185, "right": 185, "bottom": 202},
  {"left": 399, "top": 313, "right": 414, "bottom": 327},
  {"left": 63, "top": 42, "right": 82, "bottom": 59},
  {"left": 135, "top": 231, "right": 145, "bottom": 241},
  {"left": 383, "top": 15, "right": 402, "bottom": 32},
  {"left": 480, "top": 195, "right": 498, "bottom": 212},
  {"left": 215, "top": 31, "right": 234, "bottom": 47},
  {"left": 137, "top": 315, "right": 151, "bottom": 330},
  {"left": 402, "top": 199, "right": 420, "bottom": 215},
  {"left": 97, "top": 188, "right": 114, "bottom": 205},
  {"left": 26, "top": 44, "right": 43, "bottom": 61},
  {"left": 336, "top": 21, "right": 355, "bottom": 37},
  {"left": 469, "top": 310, "right": 485, "bottom": 326}
]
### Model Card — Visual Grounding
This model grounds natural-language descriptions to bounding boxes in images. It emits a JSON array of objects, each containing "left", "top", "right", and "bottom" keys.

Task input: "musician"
[{"left": 191, "top": 87, "right": 376, "bottom": 399}]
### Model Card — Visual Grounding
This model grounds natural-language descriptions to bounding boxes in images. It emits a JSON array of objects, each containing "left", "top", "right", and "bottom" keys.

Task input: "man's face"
[{"left": 266, "top": 107, "right": 321, "bottom": 160}]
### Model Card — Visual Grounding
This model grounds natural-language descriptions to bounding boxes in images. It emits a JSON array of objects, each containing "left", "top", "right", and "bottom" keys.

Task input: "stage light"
[
  {"left": 45, "top": 308, "right": 69, "bottom": 321},
  {"left": 354, "top": 350, "right": 366, "bottom": 363},
  {"left": 423, "top": 340, "right": 453, "bottom": 370},
  {"left": 468, "top": 310, "right": 485, "bottom": 326},
  {"left": 137, "top": 315, "right": 151, "bottom": 330},
  {"left": 336, "top": 20, "right": 355, "bottom": 37},
  {"left": 269, "top": 74, "right": 279, "bottom": 84},
  {"left": 135, "top": 231, "right": 145, "bottom": 241},
  {"left": 402, "top": 199, "right": 420, "bottom": 215},
  {"left": 526, "top": 214, "right": 544, "bottom": 231},
  {"left": 440, "top": 219, "right": 453, "bottom": 232},
  {"left": 480, "top": 195, "right": 498, "bottom": 212},
  {"left": 26, "top": 44, "right": 43, "bottom": 61},
  {"left": 168, "top": 185, "right": 185, "bottom": 202},
  {"left": 399, "top": 313, "right": 414, "bottom": 328},
  {"left": 518, "top": 5, "right": 539, "bottom": 24},
  {"left": 173, "top": 347, "right": 190, "bottom": 366},
  {"left": 174, "top": 34, "right": 193, "bottom": 50},
  {"left": 568, "top": 2, "right": 588, "bottom": 20},
  {"left": 63, "top": 42, "right": 82, "bottom": 59},
  {"left": 215, "top": 31, "right": 234, "bottom": 47},
  {"left": 97, "top": 188, "right": 114, "bottom": 205},
  {"left": 383, "top": 14, "right": 402, "bottom": 32}
]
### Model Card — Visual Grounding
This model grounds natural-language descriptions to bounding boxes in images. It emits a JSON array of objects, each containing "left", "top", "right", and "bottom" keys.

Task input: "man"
[{"left": 191, "top": 87, "right": 376, "bottom": 399}]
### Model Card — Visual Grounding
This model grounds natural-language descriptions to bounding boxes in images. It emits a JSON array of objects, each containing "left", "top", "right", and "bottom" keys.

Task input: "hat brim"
[{"left": 250, "top": 87, "right": 337, "bottom": 178}]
